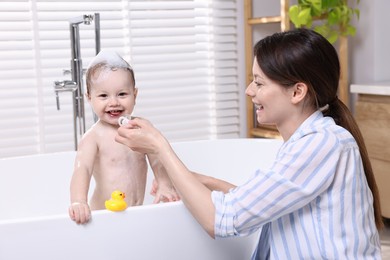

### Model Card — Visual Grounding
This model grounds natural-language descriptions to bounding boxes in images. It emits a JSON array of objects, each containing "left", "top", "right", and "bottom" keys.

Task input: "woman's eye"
[{"left": 254, "top": 82, "right": 262, "bottom": 88}]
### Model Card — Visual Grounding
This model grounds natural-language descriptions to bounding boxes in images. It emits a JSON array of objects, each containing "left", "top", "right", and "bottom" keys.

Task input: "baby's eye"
[
  {"left": 98, "top": 94, "right": 108, "bottom": 98},
  {"left": 118, "top": 92, "right": 129, "bottom": 97}
]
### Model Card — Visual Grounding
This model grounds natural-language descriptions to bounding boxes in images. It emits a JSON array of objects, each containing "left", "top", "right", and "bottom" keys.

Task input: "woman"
[{"left": 115, "top": 29, "right": 383, "bottom": 259}]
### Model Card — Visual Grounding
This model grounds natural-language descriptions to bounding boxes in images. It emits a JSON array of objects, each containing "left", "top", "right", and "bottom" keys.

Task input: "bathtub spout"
[
  {"left": 54, "top": 80, "right": 77, "bottom": 110},
  {"left": 54, "top": 13, "right": 100, "bottom": 150}
]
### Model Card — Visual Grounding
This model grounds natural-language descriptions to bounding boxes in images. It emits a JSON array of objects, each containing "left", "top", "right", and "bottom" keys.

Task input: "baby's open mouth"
[{"left": 107, "top": 110, "right": 123, "bottom": 117}]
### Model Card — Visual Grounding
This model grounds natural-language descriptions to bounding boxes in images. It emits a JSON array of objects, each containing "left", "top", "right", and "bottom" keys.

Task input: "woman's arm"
[
  {"left": 115, "top": 118, "right": 219, "bottom": 237},
  {"left": 193, "top": 172, "right": 236, "bottom": 193}
]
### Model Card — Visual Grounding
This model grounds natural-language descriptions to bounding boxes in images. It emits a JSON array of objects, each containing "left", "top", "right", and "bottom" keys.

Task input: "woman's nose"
[{"left": 245, "top": 83, "right": 254, "bottom": 96}]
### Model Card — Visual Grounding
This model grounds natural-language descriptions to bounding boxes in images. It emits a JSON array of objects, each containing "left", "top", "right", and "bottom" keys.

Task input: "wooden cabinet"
[
  {"left": 243, "top": 0, "right": 289, "bottom": 138},
  {"left": 351, "top": 82, "right": 390, "bottom": 218}
]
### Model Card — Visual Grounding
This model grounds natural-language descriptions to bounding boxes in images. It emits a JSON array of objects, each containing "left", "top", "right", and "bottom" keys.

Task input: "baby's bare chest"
[{"left": 95, "top": 136, "right": 147, "bottom": 171}]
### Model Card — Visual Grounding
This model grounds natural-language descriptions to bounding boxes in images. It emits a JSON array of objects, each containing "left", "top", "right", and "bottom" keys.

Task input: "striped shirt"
[{"left": 212, "top": 111, "right": 381, "bottom": 259}]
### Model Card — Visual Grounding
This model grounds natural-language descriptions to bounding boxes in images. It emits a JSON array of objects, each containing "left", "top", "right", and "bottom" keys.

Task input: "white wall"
[
  {"left": 373, "top": 0, "right": 390, "bottom": 81},
  {"left": 350, "top": 0, "right": 390, "bottom": 84}
]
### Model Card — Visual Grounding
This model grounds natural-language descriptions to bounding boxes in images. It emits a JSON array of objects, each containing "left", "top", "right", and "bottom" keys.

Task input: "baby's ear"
[
  {"left": 85, "top": 93, "right": 91, "bottom": 101},
  {"left": 134, "top": 87, "right": 138, "bottom": 98}
]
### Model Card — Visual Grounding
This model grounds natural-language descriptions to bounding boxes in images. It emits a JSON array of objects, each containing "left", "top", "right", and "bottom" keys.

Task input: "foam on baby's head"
[
  {"left": 87, "top": 50, "right": 131, "bottom": 70},
  {"left": 86, "top": 50, "right": 135, "bottom": 94}
]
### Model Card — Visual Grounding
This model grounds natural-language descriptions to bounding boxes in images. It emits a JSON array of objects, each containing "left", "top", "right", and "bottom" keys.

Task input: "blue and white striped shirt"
[{"left": 212, "top": 111, "right": 381, "bottom": 259}]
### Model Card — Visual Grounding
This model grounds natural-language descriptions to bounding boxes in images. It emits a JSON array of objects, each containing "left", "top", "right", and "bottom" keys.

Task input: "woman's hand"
[{"left": 115, "top": 117, "right": 167, "bottom": 154}]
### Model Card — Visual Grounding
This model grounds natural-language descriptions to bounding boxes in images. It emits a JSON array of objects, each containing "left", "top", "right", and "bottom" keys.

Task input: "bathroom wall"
[{"left": 350, "top": 0, "right": 390, "bottom": 83}]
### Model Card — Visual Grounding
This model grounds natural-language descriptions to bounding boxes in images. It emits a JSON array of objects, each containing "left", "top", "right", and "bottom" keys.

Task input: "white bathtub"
[{"left": 0, "top": 138, "right": 282, "bottom": 260}]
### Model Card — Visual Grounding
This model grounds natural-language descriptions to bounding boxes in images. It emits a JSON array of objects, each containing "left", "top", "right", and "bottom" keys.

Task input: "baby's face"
[{"left": 88, "top": 68, "right": 137, "bottom": 126}]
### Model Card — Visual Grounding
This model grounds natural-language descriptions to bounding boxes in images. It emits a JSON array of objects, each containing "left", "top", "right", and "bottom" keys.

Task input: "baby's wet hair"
[{"left": 85, "top": 50, "right": 135, "bottom": 95}]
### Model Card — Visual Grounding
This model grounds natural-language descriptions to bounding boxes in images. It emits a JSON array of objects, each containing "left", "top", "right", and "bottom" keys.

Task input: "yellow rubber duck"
[{"left": 105, "top": 190, "right": 128, "bottom": 211}]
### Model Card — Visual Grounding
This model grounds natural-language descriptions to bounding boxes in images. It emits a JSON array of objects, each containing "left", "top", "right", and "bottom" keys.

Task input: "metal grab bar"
[{"left": 54, "top": 13, "right": 100, "bottom": 150}]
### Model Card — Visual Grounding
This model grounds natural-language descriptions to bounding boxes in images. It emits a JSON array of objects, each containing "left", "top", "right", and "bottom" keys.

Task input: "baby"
[{"left": 69, "top": 50, "right": 179, "bottom": 224}]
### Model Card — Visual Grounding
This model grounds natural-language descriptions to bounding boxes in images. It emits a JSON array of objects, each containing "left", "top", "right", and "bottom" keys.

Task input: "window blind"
[{"left": 0, "top": 0, "right": 241, "bottom": 158}]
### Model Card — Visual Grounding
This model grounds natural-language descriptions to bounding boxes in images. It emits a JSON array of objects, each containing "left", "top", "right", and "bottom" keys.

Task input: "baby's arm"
[
  {"left": 147, "top": 154, "right": 180, "bottom": 203},
  {"left": 69, "top": 132, "right": 97, "bottom": 224}
]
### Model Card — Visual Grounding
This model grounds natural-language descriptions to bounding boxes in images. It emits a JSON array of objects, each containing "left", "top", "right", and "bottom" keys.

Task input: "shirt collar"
[{"left": 287, "top": 111, "right": 326, "bottom": 143}]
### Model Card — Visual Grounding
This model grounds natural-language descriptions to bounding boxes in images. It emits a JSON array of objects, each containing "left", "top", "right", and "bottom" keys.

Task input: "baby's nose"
[{"left": 108, "top": 97, "right": 120, "bottom": 106}]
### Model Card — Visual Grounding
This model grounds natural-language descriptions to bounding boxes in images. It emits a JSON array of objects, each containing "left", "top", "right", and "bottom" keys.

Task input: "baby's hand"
[
  {"left": 150, "top": 179, "right": 180, "bottom": 203},
  {"left": 68, "top": 202, "right": 91, "bottom": 224}
]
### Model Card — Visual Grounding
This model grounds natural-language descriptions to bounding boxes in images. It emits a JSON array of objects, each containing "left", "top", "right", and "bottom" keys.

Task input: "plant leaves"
[
  {"left": 314, "top": 24, "right": 330, "bottom": 37},
  {"left": 298, "top": 8, "right": 312, "bottom": 25},
  {"left": 310, "top": 0, "right": 322, "bottom": 16},
  {"left": 323, "top": 0, "right": 339, "bottom": 8},
  {"left": 346, "top": 25, "right": 356, "bottom": 36},
  {"left": 327, "top": 31, "right": 339, "bottom": 44},
  {"left": 354, "top": 8, "right": 360, "bottom": 20},
  {"left": 288, "top": 0, "right": 359, "bottom": 44},
  {"left": 328, "top": 9, "right": 339, "bottom": 25},
  {"left": 289, "top": 6, "right": 301, "bottom": 27}
]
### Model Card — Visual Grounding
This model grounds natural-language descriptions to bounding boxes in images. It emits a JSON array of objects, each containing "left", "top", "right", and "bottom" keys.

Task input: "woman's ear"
[{"left": 291, "top": 82, "right": 308, "bottom": 105}]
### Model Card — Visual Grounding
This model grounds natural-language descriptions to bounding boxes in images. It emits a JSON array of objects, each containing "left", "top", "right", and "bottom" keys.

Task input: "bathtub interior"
[
  {"left": 0, "top": 138, "right": 282, "bottom": 222},
  {"left": 0, "top": 138, "right": 283, "bottom": 260}
]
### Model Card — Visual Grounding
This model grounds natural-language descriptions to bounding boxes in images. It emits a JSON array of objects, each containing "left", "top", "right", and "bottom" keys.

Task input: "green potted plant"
[
  {"left": 288, "top": 0, "right": 360, "bottom": 44},
  {"left": 288, "top": 0, "right": 360, "bottom": 106}
]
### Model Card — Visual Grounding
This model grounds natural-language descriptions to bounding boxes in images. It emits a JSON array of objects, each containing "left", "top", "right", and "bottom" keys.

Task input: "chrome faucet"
[{"left": 54, "top": 13, "right": 101, "bottom": 150}]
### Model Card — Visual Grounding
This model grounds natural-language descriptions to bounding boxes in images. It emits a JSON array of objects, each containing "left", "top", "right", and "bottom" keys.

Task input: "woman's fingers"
[{"left": 116, "top": 118, "right": 159, "bottom": 154}]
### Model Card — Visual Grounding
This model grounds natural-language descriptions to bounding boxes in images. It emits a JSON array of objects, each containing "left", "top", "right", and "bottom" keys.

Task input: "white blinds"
[{"left": 0, "top": 0, "right": 241, "bottom": 158}]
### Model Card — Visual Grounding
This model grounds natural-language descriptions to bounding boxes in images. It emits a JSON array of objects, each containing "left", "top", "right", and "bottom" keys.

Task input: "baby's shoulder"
[
  {"left": 77, "top": 123, "right": 115, "bottom": 149},
  {"left": 78, "top": 125, "right": 100, "bottom": 145}
]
